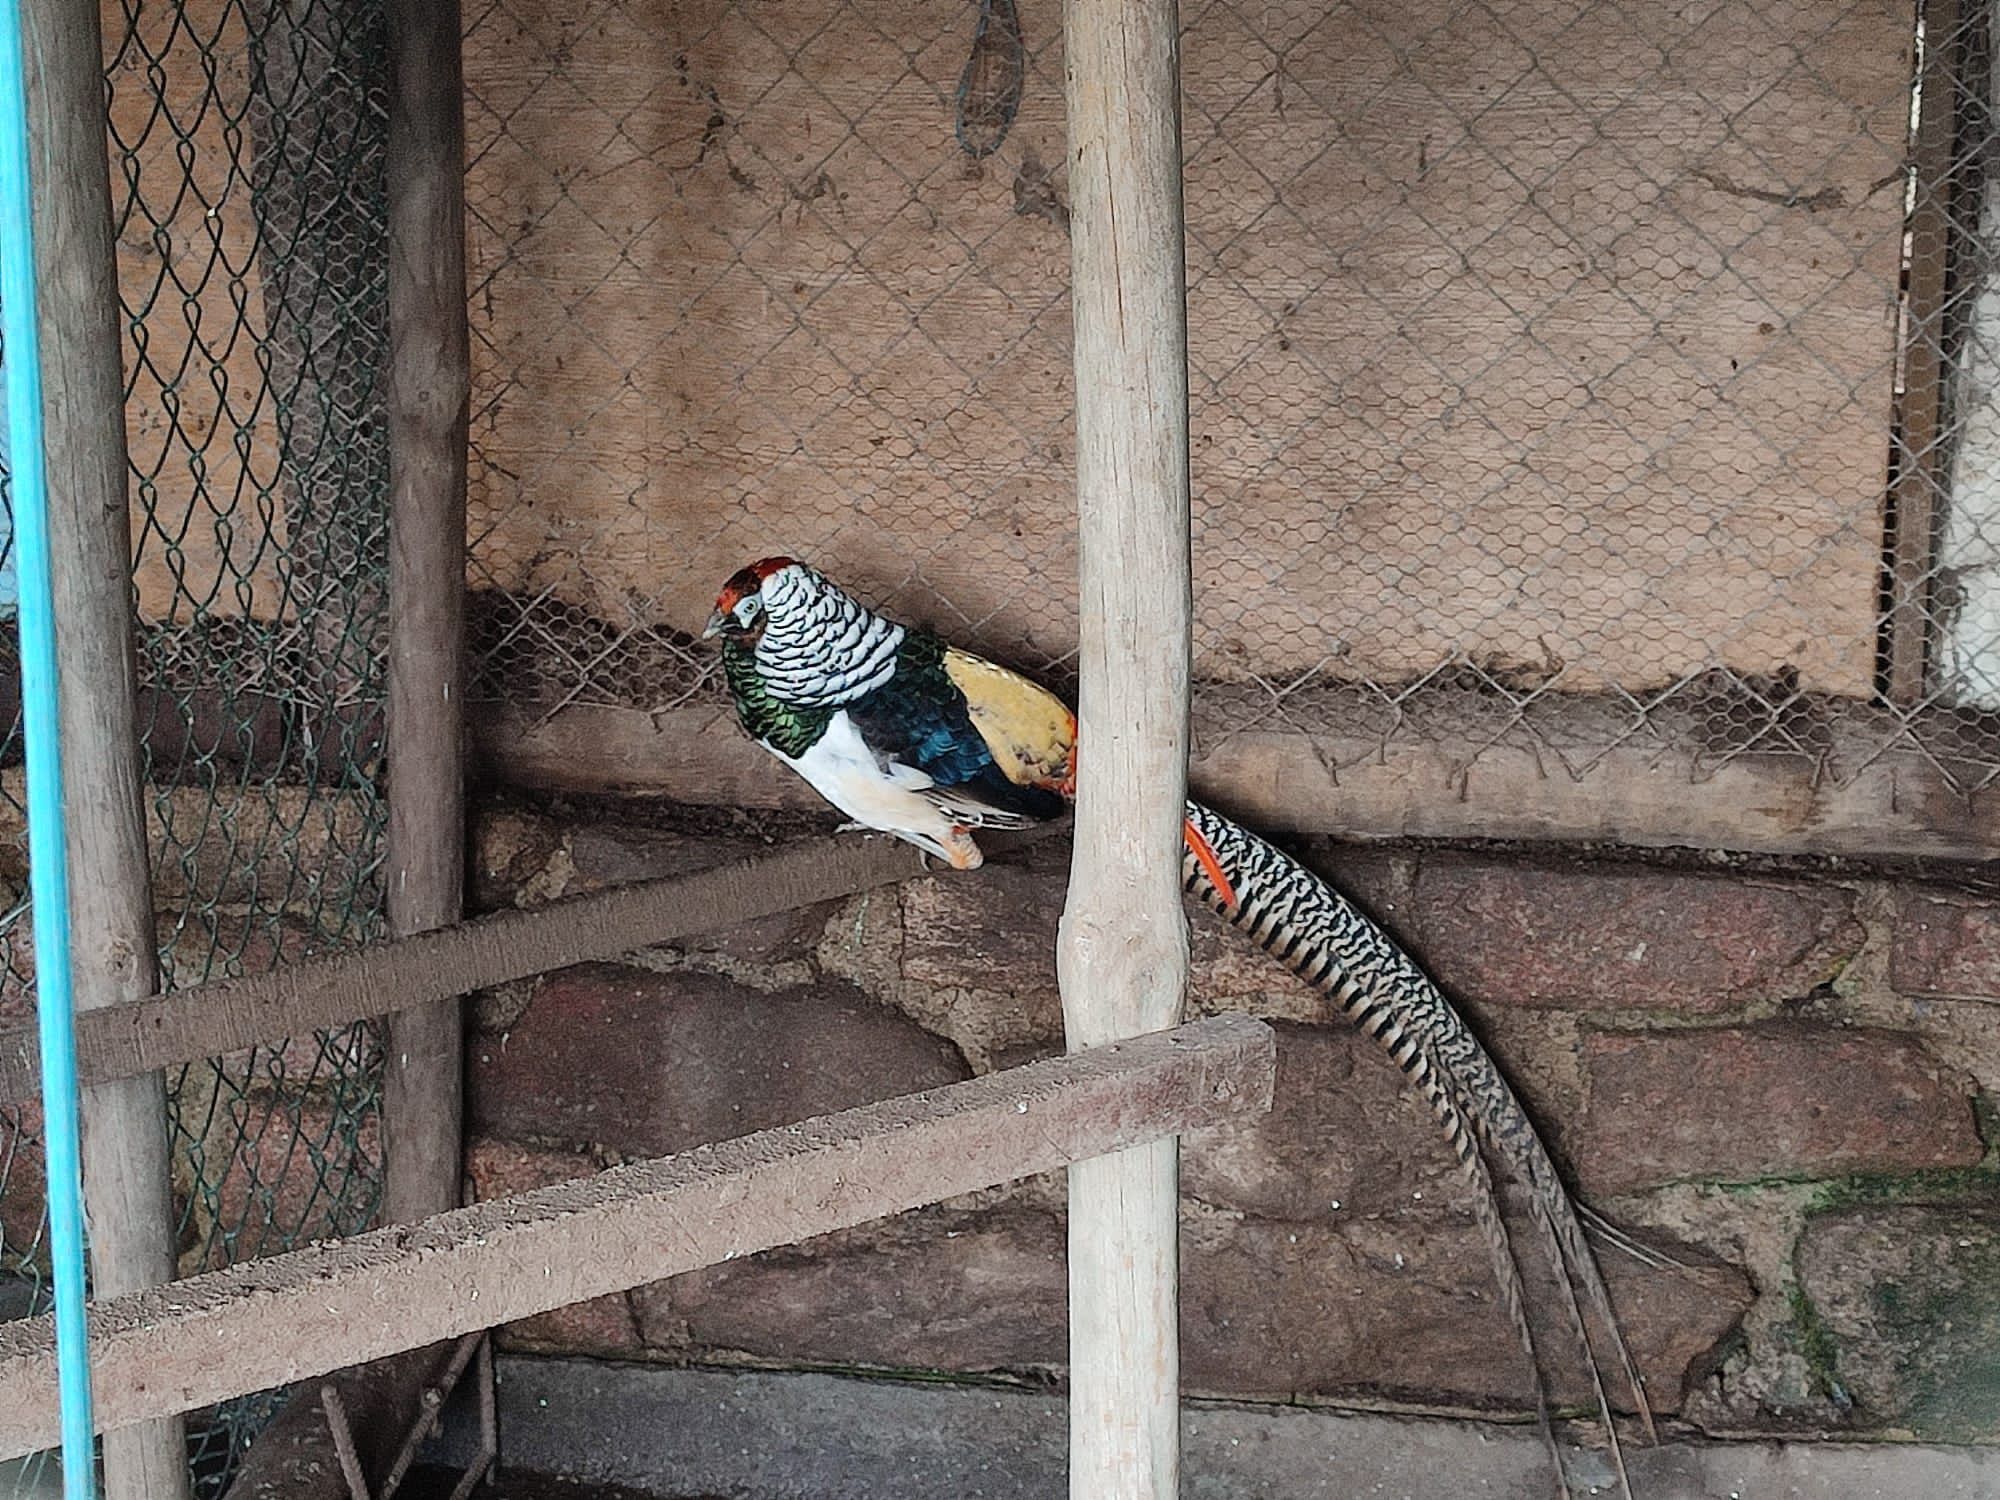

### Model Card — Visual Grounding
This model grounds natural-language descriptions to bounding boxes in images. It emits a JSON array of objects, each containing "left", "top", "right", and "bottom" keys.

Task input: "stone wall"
[{"left": 463, "top": 794, "right": 2000, "bottom": 1442}]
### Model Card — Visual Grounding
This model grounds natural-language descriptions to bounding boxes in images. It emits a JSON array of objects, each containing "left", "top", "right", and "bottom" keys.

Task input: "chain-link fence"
[
  {"left": 114, "top": 0, "right": 391, "bottom": 1478},
  {"left": 0, "top": 0, "right": 391, "bottom": 1489},
  {"left": 462, "top": 0, "right": 2000, "bottom": 801}
]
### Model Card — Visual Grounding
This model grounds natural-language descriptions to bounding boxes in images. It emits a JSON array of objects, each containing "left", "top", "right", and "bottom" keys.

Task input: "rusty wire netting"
[
  {"left": 462, "top": 0, "right": 2000, "bottom": 796},
  {"left": 0, "top": 0, "right": 392, "bottom": 1490}
]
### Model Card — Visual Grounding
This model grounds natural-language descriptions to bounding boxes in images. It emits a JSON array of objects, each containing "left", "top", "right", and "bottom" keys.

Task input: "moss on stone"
[
  {"left": 1785, "top": 1282, "right": 1849, "bottom": 1409},
  {"left": 1794, "top": 1201, "right": 2000, "bottom": 1440},
  {"left": 1807, "top": 1158, "right": 2000, "bottom": 1216}
]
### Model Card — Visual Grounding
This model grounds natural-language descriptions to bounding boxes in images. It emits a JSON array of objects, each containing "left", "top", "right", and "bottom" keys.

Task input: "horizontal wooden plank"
[
  {"left": 472, "top": 700, "right": 2000, "bottom": 863},
  {"left": 1196, "top": 728, "right": 2000, "bottom": 861},
  {"left": 471, "top": 700, "right": 822, "bottom": 807},
  {"left": 0, "top": 1016, "right": 1276, "bottom": 1458},
  {"left": 0, "top": 824, "right": 1061, "bottom": 1104}
]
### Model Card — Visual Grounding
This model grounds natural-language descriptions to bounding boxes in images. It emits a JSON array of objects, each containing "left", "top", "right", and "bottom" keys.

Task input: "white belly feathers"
[{"left": 769, "top": 710, "right": 984, "bottom": 868}]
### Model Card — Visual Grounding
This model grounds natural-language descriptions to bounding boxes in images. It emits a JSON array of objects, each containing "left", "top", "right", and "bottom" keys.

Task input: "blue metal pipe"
[{"left": 0, "top": 0, "right": 100, "bottom": 1492}]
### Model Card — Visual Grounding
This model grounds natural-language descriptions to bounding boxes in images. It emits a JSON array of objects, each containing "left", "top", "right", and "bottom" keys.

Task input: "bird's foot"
[{"left": 942, "top": 826, "right": 985, "bottom": 871}]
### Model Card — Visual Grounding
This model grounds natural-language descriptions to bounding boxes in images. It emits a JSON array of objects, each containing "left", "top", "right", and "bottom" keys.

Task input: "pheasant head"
[
  {"left": 701, "top": 555, "right": 798, "bottom": 643},
  {"left": 703, "top": 557, "right": 907, "bottom": 712}
]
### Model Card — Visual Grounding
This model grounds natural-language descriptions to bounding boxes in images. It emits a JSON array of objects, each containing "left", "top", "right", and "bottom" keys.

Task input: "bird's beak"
[{"left": 701, "top": 610, "right": 727, "bottom": 641}]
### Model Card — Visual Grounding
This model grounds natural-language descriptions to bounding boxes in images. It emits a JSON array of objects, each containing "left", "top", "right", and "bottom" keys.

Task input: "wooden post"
[
  {"left": 22, "top": 0, "right": 191, "bottom": 1494},
  {"left": 1059, "top": 0, "right": 1193, "bottom": 1492},
  {"left": 1885, "top": 0, "right": 1963, "bottom": 703},
  {"left": 228, "top": 17, "right": 474, "bottom": 1490},
  {"left": 380, "top": 0, "right": 469, "bottom": 1228},
  {"left": 1938, "top": 0, "right": 2000, "bottom": 707}
]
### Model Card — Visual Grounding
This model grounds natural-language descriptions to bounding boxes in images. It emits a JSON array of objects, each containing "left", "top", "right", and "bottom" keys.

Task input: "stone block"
[
  {"left": 1891, "top": 890, "right": 2000, "bottom": 1000},
  {"left": 468, "top": 963, "right": 970, "bottom": 1157},
  {"left": 1412, "top": 860, "right": 1862, "bottom": 1013},
  {"left": 1572, "top": 1025, "right": 1983, "bottom": 1193},
  {"left": 1796, "top": 1203, "right": 2000, "bottom": 1438}
]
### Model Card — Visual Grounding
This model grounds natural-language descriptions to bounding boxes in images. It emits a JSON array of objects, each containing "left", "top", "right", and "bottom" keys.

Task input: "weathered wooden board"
[
  {"left": 463, "top": 697, "right": 2000, "bottom": 864},
  {"left": 463, "top": 0, "right": 1909, "bottom": 694},
  {"left": 103, "top": 0, "right": 289, "bottom": 624},
  {"left": 0, "top": 1016, "right": 1276, "bottom": 1459},
  {"left": 0, "top": 818, "right": 1062, "bottom": 1103}
]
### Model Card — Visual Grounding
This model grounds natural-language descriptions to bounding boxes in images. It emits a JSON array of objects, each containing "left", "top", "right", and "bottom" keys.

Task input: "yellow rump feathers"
[{"left": 943, "top": 647, "right": 1076, "bottom": 794}]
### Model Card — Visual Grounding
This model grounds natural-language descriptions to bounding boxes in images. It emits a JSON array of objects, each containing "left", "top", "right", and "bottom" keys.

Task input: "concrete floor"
[
  {"left": 429, "top": 1357, "right": 2000, "bottom": 1500},
  {"left": 402, "top": 1470, "right": 693, "bottom": 1500}
]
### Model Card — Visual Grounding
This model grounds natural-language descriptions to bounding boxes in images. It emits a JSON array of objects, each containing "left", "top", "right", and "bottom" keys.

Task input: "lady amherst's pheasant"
[{"left": 707, "top": 556, "right": 1659, "bottom": 1500}]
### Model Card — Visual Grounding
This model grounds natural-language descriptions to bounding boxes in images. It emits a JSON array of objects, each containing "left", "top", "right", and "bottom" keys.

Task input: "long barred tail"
[{"left": 1180, "top": 800, "right": 1654, "bottom": 1499}]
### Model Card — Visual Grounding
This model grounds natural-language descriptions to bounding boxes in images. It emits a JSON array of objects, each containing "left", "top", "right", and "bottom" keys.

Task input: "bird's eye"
[{"left": 734, "top": 596, "right": 762, "bottom": 626}]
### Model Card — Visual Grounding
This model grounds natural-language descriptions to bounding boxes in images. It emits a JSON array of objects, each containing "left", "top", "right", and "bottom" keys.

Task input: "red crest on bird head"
[
  {"left": 714, "top": 556, "right": 798, "bottom": 614},
  {"left": 705, "top": 556, "right": 801, "bottom": 639}
]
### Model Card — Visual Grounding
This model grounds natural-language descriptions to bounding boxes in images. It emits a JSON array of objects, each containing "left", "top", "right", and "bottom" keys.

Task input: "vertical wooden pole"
[
  {"left": 1939, "top": 1, "right": 2000, "bottom": 706},
  {"left": 1059, "top": 0, "right": 1192, "bottom": 1493},
  {"left": 22, "top": 0, "right": 190, "bottom": 1493},
  {"left": 380, "top": 0, "right": 469, "bottom": 1228},
  {"left": 1885, "top": 0, "right": 1963, "bottom": 703},
  {"left": 225, "top": 13, "right": 466, "bottom": 1490}
]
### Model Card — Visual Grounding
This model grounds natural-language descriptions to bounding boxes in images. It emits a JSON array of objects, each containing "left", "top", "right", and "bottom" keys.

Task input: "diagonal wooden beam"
[
  {"left": 0, "top": 1014, "right": 1273, "bottom": 1460},
  {"left": 0, "top": 824, "right": 1066, "bottom": 1104}
]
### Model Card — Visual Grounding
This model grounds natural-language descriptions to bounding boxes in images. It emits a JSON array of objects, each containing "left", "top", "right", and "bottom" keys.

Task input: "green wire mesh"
[
  {"left": 0, "top": 0, "right": 390, "bottom": 1492},
  {"left": 113, "top": 0, "right": 392, "bottom": 1484}
]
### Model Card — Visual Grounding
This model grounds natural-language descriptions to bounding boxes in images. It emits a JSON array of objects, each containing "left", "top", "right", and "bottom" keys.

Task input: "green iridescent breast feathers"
[{"left": 721, "top": 640, "right": 833, "bottom": 758}]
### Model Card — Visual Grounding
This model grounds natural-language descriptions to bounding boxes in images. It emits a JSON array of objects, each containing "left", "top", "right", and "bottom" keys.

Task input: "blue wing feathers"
[{"left": 846, "top": 631, "right": 1064, "bottom": 823}]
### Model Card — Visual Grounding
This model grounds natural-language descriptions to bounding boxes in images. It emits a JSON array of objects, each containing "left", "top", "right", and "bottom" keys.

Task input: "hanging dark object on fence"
[{"left": 955, "top": 0, "right": 1024, "bottom": 157}]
